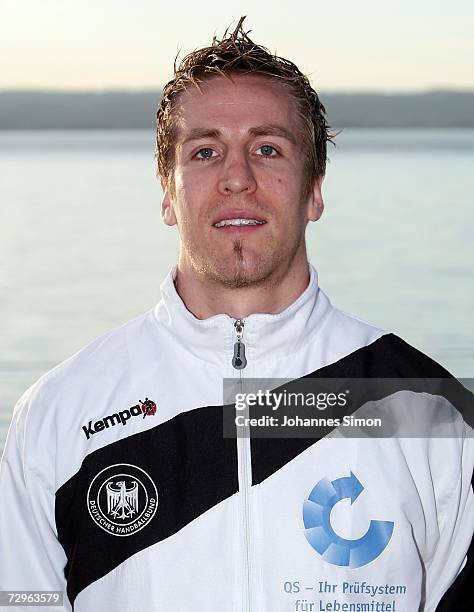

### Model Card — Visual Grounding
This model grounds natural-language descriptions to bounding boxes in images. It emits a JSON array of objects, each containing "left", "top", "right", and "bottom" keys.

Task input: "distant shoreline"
[
  {"left": 1, "top": 90, "right": 473, "bottom": 129},
  {"left": 2, "top": 126, "right": 474, "bottom": 130}
]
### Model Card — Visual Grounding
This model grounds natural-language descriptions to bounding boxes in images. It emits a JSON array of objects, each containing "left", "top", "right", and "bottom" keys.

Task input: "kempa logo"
[
  {"left": 82, "top": 398, "right": 157, "bottom": 440},
  {"left": 87, "top": 463, "right": 158, "bottom": 536}
]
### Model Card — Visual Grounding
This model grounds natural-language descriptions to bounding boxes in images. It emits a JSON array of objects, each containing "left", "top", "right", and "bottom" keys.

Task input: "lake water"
[{"left": 1, "top": 129, "right": 473, "bottom": 453}]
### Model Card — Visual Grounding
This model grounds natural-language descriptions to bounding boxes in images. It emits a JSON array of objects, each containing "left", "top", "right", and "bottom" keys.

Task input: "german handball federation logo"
[{"left": 87, "top": 463, "right": 158, "bottom": 537}]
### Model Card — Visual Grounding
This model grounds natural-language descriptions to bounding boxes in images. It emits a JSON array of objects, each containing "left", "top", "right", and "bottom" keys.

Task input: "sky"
[{"left": 1, "top": 0, "right": 473, "bottom": 92}]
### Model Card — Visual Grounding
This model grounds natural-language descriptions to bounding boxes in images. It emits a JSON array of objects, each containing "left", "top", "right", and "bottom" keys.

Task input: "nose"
[{"left": 217, "top": 149, "right": 257, "bottom": 195}]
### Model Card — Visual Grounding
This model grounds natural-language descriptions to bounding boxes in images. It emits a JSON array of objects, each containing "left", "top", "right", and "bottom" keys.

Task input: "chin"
[
  {"left": 204, "top": 251, "right": 282, "bottom": 289},
  {"left": 188, "top": 236, "right": 301, "bottom": 289}
]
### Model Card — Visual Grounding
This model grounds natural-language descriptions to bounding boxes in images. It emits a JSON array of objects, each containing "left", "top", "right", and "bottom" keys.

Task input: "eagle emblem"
[{"left": 106, "top": 480, "right": 139, "bottom": 519}]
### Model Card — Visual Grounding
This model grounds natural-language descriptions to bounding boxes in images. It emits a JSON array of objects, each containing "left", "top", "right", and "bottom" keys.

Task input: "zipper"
[
  {"left": 232, "top": 319, "right": 247, "bottom": 369},
  {"left": 232, "top": 319, "right": 252, "bottom": 612}
]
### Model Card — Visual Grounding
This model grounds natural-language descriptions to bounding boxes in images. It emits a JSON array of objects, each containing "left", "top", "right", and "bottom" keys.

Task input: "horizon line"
[{"left": 0, "top": 87, "right": 473, "bottom": 96}]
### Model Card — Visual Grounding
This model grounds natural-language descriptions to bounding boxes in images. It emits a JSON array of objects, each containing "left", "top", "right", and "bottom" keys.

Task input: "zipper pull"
[{"left": 232, "top": 319, "right": 247, "bottom": 370}]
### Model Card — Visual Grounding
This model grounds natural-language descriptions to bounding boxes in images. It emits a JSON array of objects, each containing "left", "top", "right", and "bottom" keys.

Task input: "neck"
[{"left": 174, "top": 253, "right": 311, "bottom": 320}]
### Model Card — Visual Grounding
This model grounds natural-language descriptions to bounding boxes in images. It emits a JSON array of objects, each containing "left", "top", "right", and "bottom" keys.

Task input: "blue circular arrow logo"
[{"left": 303, "top": 471, "right": 394, "bottom": 568}]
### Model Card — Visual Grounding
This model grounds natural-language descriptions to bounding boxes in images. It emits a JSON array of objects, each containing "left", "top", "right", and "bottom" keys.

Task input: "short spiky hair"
[{"left": 156, "top": 16, "right": 333, "bottom": 197}]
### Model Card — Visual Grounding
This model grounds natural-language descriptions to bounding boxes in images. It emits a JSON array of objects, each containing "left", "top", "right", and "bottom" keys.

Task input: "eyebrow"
[
  {"left": 248, "top": 125, "right": 297, "bottom": 144},
  {"left": 179, "top": 128, "right": 221, "bottom": 146},
  {"left": 178, "top": 124, "right": 297, "bottom": 146}
]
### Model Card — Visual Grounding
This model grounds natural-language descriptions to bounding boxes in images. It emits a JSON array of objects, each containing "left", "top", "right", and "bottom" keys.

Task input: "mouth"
[{"left": 213, "top": 218, "right": 266, "bottom": 228}]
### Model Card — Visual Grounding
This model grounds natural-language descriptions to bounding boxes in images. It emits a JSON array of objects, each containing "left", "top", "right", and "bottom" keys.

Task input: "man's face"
[{"left": 161, "top": 73, "right": 323, "bottom": 288}]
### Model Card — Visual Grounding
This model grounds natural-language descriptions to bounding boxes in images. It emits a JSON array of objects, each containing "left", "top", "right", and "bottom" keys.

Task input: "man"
[{"left": 0, "top": 17, "right": 472, "bottom": 612}]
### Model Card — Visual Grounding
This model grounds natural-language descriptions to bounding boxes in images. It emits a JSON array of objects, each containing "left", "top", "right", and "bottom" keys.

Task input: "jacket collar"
[{"left": 154, "top": 263, "right": 327, "bottom": 367}]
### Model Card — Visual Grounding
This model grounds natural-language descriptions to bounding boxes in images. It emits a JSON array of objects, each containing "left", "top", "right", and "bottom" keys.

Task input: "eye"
[
  {"left": 257, "top": 145, "right": 278, "bottom": 157},
  {"left": 195, "top": 147, "right": 217, "bottom": 160}
]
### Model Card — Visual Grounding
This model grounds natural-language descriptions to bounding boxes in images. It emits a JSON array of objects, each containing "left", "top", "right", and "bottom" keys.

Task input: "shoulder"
[
  {"left": 32, "top": 309, "right": 155, "bottom": 393},
  {"left": 304, "top": 284, "right": 458, "bottom": 379},
  {"left": 314, "top": 289, "right": 457, "bottom": 378},
  {"left": 317, "top": 304, "right": 473, "bottom": 440},
  {"left": 341, "top": 330, "right": 455, "bottom": 378},
  {"left": 11, "top": 310, "right": 158, "bottom": 450},
  {"left": 322, "top": 297, "right": 453, "bottom": 378}
]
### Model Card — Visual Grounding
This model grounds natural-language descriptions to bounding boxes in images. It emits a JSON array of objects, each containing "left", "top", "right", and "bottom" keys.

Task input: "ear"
[
  {"left": 305, "top": 175, "right": 324, "bottom": 222},
  {"left": 161, "top": 181, "right": 178, "bottom": 227}
]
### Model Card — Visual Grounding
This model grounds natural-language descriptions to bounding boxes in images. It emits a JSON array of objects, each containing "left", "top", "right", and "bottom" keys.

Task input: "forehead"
[{"left": 174, "top": 74, "right": 298, "bottom": 137}]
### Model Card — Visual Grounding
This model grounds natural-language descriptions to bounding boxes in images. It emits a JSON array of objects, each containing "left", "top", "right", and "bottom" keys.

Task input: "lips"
[
  {"left": 211, "top": 209, "right": 267, "bottom": 228},
  {"left": 214, "top": 218, "right": 265, "bottom": 228}
]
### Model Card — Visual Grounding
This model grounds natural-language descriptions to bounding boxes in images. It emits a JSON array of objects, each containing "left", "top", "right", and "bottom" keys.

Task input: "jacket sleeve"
[
  {"left": 0, "top": 392, "right": 71, "bottom": 611},
  {"left": 429, "top": 422, "right": 474, "bottom": 611}
]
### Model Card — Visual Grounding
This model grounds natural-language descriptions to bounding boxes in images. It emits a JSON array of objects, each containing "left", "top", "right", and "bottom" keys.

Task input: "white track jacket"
[{"left": 0, "top": 264, "right": 473, "bottom": 611}]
